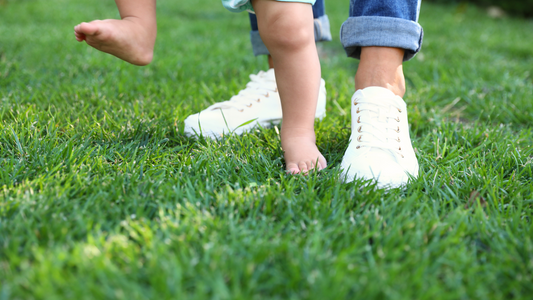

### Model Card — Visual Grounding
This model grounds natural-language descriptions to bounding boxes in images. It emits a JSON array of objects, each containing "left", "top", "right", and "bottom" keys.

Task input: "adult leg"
[
  {"left": 340, "top": 0, "right": 423, "bottom": 188},
  {"left": 344, "top": 0, "right": 422, "bottom": 96}
]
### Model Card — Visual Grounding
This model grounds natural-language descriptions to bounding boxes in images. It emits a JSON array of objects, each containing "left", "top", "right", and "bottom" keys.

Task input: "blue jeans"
[
  {"left": 342, "top": 0, "right": 423, "bottom": 61},
  {"left": 248, "top": 0, "right": 332, "bottom": 56},
  {"left": 249, "top": 0, "right": 423, "bottom": 62}
]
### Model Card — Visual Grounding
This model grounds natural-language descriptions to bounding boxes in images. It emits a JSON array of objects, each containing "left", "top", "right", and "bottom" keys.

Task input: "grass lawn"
[{"left": 1, "top": 0, "right": 532, "bottom": 299}]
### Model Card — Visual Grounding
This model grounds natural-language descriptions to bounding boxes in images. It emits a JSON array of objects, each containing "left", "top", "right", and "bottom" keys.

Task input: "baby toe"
[
  {"left": 286, "top": 163, "right": 300, "bottom": 175},
  {"left": 298, "top": 162, "right": 309, "bottom": 174}
]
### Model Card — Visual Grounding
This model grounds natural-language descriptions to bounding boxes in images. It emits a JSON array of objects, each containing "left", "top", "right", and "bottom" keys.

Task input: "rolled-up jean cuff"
[
  {"left": 314, "top": 15, "right": 332, "bottom": 42},
  {"left": 340, "top": 16, "right": 424, "bottom": 61},
  {"left": 250, "top": 14, "right": 332, "bottom": 56},
  {"left": 250, "top": 31, "right": 270, "bottom": 56}
]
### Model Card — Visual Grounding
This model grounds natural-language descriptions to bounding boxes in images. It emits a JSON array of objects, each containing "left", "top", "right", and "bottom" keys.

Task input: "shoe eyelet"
[
  {"left": 356, "top": 107, "right": 361, "bottom": 114},
  {"left": 238, "top": 109, "right": 244, "bottom": 112},
  {"left": 356, "top": 146, "right": 361, "bottom": 149},
  {"left": 247, "top": 103, "right": 252, "bottom": 108},
  {"left": 265, "top": 92, "right": 269, "bottom": 97},
  {"left": 353, "top": 100, "right": 358, "bottom": 106},
  {"left": 357, "top": 116, "right": 361, "bottom": 123},
  {"left": 357, "top": 126, "right": 362, "bottom": 133},
  {"left": 398, "top": 108, "right": 402, "bottom": 113},
  {"left": 396, "top": 137, "right": 401, "bottom": 142},
  {"left": 399, "top": 146, "right": 402, "bottom": 150},
  {"left": 357, "top": 135, "right": 363, "bottom": 142},
  {"left": 395, "top": 126, "right": 400, "bottom": 133},
  {"left": 395, "top": 117, "right": 400, "bottom": 122},
  {"left": 256, "top": 98, "right": 261, "bottom": 103},
  {"left": 274, "top": 88, "right": 278, "bottom": 92}
]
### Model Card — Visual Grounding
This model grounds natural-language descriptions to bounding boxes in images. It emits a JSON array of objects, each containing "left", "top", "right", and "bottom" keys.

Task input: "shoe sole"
[
  {"left": 184, "top": 89, "right": 327, "bottom": 139},
  {"left": 183, "top": 110, "right": 327, "bottom": 139}
]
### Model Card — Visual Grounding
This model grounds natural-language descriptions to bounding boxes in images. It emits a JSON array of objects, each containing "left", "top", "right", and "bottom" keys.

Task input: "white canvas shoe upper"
[
  {"left": 341, "top": 87, "right": 419, "bottom": 188},
  {"left": 184, "top": 69, "right": 326, "bottom": 139}
]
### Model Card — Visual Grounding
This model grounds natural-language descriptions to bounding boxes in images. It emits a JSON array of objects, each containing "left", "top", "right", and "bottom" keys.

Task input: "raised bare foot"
[
  {"left": 281, "top": 127, "right": 327, "bottom": 174},
  {"left": 74, "top": 18, "right": 155, "bottom": 66}
]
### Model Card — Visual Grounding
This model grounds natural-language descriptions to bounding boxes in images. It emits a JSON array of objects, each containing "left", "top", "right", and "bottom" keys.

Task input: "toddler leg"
[
  {"left": 74, "top": 0, "right": 157, "bottom": 66},
  {"left": 252, "top": 0, "right": 327, "bottom": 174},
  {"left": 183, "top": 0, "right": 331, "bottom": 139},
  {"left": 339, "top": 0, "right": 423, "bottom": 187}
]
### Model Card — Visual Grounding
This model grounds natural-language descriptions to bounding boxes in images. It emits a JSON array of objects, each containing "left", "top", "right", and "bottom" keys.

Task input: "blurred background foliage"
[
  {"left": 1, "top": 0, "right": 532, "bottom": 17},
  {"left": 426, "top": 0, "right": 533, "bottom": 17}
]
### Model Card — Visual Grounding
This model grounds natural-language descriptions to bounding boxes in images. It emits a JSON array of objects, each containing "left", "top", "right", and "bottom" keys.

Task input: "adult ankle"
[
  {"left": 355, "top": 47, "right": 406, "bottom": 97},
  {"left": 354, "top": 72, "right": 406, "bottom": 97},
  {"left": 268, "top": 55, "right": 274, "bottom": 69}
]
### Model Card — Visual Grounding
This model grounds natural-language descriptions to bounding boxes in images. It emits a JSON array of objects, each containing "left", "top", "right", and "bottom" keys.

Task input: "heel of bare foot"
[
  {"left": 74, "top": 19, "right": 155, "bottom": 66},
  {"left": 281, "top": 128, "right": 327, "bottom": 174}
]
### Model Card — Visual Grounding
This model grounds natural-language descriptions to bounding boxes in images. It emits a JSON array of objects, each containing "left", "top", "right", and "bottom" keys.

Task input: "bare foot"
[
  {"left": 281, "top": 127, "right": 327, "bottom": 174},
  {"left": 74, "top": 18, "right": 155, "bottom": 66}
]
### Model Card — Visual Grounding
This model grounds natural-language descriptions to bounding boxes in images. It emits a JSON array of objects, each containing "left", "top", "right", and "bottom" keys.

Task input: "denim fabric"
[
  {"left": 249, "top": 0, "right": 332, "bottom": 56},
  {"left": 341, "top": 0, "right": 423, "bottom": 61},
  {"left": 223, "top": 0, "right": 315, "bottom": 13}
]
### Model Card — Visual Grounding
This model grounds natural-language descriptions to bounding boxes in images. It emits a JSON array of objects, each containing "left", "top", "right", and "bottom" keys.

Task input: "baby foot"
[
  {"left": 281, "top": 127, "right": 327, "bottom": 174},
  {"left": 74, "top": 19, "right": 155, "bottom": 66}
]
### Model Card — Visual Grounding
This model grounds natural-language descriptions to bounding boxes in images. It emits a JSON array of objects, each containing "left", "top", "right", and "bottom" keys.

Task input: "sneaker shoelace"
[
  {"left": 353, "top": 96, "right": 405, "bottom": 158},
  {"left": 206, "top": 71, "right": 278, "bottom": 112}
]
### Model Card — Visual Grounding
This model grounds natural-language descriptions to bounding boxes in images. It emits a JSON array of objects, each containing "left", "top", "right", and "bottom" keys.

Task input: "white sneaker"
[
  {"left": 340, "top": 87, "right": 419, "bottom": 188},
  {"left": 184, "top": 69, "right": 327, "bottom": 138}
]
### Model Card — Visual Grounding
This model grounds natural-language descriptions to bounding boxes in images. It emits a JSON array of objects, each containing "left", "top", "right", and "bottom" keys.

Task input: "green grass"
[{"left": 1, "top": 0, "right": 532, "bottom": 299}]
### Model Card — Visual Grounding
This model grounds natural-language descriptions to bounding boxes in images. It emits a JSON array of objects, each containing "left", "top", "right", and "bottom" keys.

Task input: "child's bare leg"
[
  {"left": 253, "top": 0, "right": 326, "bottom": 174},
  {"left": 74, "top": 0, "right": 157, "bottom": 66}
]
